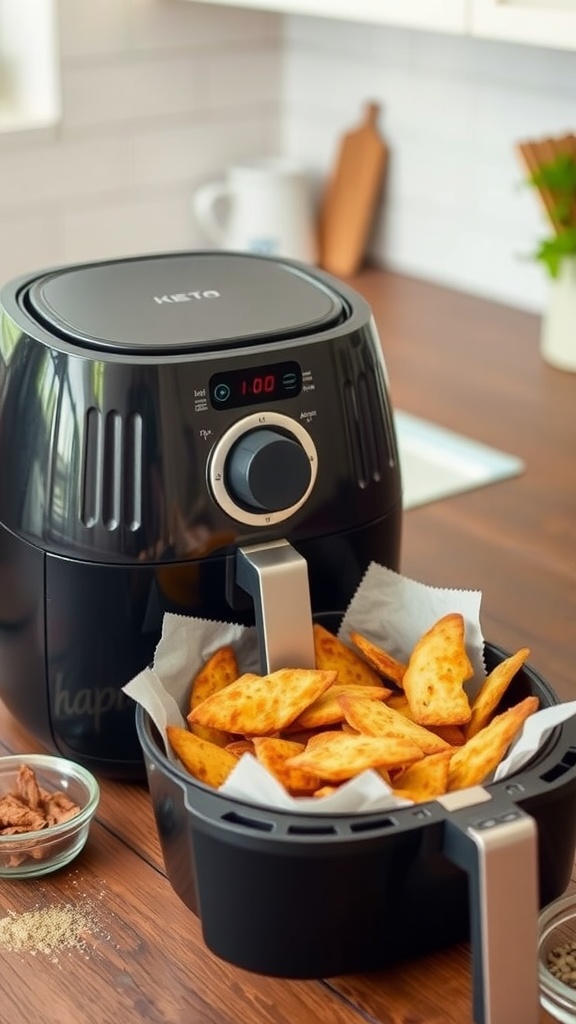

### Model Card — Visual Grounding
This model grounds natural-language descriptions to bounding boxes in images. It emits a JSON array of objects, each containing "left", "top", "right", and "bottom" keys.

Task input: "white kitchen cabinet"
[
  {"left": 471, "top": 0, "right": 576, "bottom": 50},
  {"left": 185, "top": 0, "right": 576, "bottom": 50},
  {"left": 185, "top": 0, "right": 468, "bottom": 34}
]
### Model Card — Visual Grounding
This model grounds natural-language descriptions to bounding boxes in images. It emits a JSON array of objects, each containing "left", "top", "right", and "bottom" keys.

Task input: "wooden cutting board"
[{"left": 319, "top": 101, "right": 388, "bottom": 279}]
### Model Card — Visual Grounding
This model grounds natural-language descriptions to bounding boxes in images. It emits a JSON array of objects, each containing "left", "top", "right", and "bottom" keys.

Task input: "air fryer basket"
[{"left": 137, "top": 641, "right": 576, "bottom": 1016}]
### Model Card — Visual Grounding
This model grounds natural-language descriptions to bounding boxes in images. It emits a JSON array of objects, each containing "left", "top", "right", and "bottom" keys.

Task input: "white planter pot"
[{"left": 540, "top": 256, "right": 576, "bottom": 372}]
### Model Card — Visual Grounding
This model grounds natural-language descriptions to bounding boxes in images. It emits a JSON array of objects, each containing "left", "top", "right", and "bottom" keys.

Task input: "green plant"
[{"left": 527, "top": 152, "right": 576, "bottom": 278}]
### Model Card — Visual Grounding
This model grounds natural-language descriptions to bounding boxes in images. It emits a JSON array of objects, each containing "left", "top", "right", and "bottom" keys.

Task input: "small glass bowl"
[
  {"left": 0, "top": 753, "right": 100, "bottom": 879},
  {"left": 538, "top": 894, "right": 576, "bottom": 1022}
]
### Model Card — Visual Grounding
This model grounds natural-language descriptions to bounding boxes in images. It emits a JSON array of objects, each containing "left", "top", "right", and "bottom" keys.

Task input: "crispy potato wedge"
[
  {"left": 313, "top": 624, "right": 384, "bottom": 687},
  {"left": 402, "top": 613, "right": 473, "bottom": 726},
  {"left": 225, "top": 739, "right": 255, "bottom": 757},
  {"left": 285, "top": 730, "right": 423, "bottom": 782},
  {"left": 448, "top": 695, "right": 539, "bottom": 791},
  {"left": 188, "top": 645, "right": 239, "bottom": 748},
  {"left": 253, "top": 737, "right": 320, "bottom": 795},
  {"left": 188, "top": 667, "right": 336, "bottom": 736},
  {"left": 466, "top": 648, "right": 531, "bottom": 739},
  {"left": 167, "top": 725, "right": 238, "bottom": 788},
  {"left": 286, "top": 684, "right": 391, "bottom": 731},
  {"left": 349, "top": 631, "right": 407, "bottom": 687},
  {"left": 338, "top": 693, "right": 452, "bottom": 754},
  {"left": 392, "top": 750, "right": 452, "bottom": 803}
]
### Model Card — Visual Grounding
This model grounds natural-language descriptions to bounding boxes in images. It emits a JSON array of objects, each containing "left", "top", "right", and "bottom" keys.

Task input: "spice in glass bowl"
[
  {"left": 0, "top": 754, "right": 100, "bottom": 878},
  {"left": 547, "top": 940, "right": 576, "bottom": 989}
]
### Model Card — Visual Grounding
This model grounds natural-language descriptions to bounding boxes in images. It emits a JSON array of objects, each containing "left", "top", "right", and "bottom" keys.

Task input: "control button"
[
  {"left": 282, "top": 371, "right": 299, "bottom": 391},
  {"left": 225, "top": 428, "right": 312, "bottom": 513},
  {"left": 213, "top": 383, "right": 231, "bottom": 403}
]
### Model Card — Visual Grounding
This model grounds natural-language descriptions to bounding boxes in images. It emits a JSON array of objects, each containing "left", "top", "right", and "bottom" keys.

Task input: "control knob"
[{"left": 225, "top": 428, "right": 312, "bottom": 512}]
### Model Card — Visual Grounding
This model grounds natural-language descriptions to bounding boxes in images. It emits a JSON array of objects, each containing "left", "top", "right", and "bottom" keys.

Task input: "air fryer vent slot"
[
  {"left": 221, "top": 811, "right": 274, "bottom": 832},
  {"left": 350, "top": 815, "right": 397, "bottom": 833},
  {"left": 342, "top": 364, "right": 395, "bottom": 489},
  {"left": 81, "top": 407, "right": 143, "bottom": 532},
  {"left": 540, "top": 747, "right": 576, "bottom": 783},
  {"left": 287, "top": 823, "right": 337, "bottom": 836}
]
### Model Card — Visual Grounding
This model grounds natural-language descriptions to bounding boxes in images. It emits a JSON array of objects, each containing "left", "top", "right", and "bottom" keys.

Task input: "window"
[{"left": 0, "top": 0, "right": 59, "bottom": 131}]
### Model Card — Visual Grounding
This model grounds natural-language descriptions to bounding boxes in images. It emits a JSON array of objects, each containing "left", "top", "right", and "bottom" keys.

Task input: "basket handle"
[
  {"left": 236, "top": 540, "right": 315, "bottom": 673},
  {"left": 441, "top": 786, "right": 540, "bottom": 1024}
]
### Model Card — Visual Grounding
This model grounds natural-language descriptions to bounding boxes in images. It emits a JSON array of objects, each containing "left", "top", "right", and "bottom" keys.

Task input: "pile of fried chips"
[{"left": 166, "top": 613, "right": 539, "bottom": 804}]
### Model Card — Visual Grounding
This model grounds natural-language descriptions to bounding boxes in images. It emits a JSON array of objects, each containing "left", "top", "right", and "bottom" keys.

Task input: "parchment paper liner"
[{"left": 124, "top": 563, "right": 576, "bottom": 814}]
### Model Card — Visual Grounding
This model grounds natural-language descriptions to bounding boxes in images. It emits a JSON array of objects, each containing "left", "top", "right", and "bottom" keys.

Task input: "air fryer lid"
[{"left": 23, "top": 252, "right": 345, "bottom": 354}]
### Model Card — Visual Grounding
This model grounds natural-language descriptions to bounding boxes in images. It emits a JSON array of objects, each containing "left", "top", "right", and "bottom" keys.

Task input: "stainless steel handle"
[
  {"left": 236, "top": 539, "right": 315, "bottom": 674},
  {"left": 441, "top": 788, "right": 540, "bottom": 1024}
]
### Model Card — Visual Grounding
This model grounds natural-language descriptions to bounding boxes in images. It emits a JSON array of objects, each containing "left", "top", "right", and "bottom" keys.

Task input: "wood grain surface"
[{"left": 0, "top": 267, "right": 571, "bottom": 1024}]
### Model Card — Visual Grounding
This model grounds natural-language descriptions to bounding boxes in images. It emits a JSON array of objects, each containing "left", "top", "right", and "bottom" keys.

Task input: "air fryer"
[
  {"left": 136, "top": 641, "right": 576, "bottom": 1024},
  {"left": 0, "top": 252, "right": 402, "bottom": 777}
]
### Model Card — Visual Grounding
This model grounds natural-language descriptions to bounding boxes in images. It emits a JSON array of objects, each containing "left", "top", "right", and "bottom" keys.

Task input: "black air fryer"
[
  {"left": 0, "top": 252, "right": 402, "bottom": 777},
  {"left": 136, "top": 645, "right": 576, "bottom": 1024}
]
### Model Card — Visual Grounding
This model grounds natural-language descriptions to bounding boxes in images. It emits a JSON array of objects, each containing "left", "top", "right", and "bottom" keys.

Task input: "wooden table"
[{"left": 1, "top": 269, "right": 574, "bottom": 1024}]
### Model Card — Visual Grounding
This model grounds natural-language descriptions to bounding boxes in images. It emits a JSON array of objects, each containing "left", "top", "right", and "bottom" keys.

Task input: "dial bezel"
[{"left": 207, "top": 411, "right": 318, "bottom": 526}]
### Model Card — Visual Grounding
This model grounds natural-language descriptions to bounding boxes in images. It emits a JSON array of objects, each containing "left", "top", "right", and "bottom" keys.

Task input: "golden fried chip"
[
  {"left": 402, "top": 613, "right": 473, "bottom": 726},
  {"left": 188, "top": 646, "right": 239, "bottom": 748},
  {"left": 313, "top": 785, "right": 339, "bottom": 798},
  {"left": 283, "top": 727, "right": 327, "bottom": 745},
  {"left": 189, "top": 646, "right": 239, "bottom": 711},
  {"left": 447, "top": 695, "right": 539, "bottom": 791},
  {"left": 253, "top": 737, "right": 320, "bottom": 795},
  {"left": 392, "top": 750, "right": 452, "bottom": 803},
  {"left": 466, "top": 648, "right": 531, "bottom": 739},
  {"left": 285, "top": 730, "right": 423, "bottom": 782},
  {"left": 167, "top": 725, "right": 238, "bottom": 788},
  {"left": 340, "top": 721, "right": 359, "bottom": 734},
  {"left": 385, "top": 694, "right": 466, "bottom": 745},
  {"left": 286, "top": 684, "right": 391, "bottom": 731},
  {"left": 338, "top": 693, "right": 452, "bottom": 754},
  {"left": 386, "top": 694, "right": 410, "bottom": 712},
  {"left": 313, "top": 624, "right": 384, "bottom": 687},
  {"left": 188, "top": 668, "right": 336, "bottom": 736},
  {"left": 429, "top": 724, "right": 466, "bottom": 746},
  {"left": 225, "top": 739, "right": 255, "bottom": 757},
  {"left": 349, "top": 631, "right": 407, "bottom": 687}
]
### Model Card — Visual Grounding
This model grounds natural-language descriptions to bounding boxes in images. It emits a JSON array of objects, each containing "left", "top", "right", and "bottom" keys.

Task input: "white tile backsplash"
[
  {"left": 0, "top": 4, "right": 574, "bottom": 313},
  {"left": 60, "top": 54, "right": 208, "bottom": 131},
  {"left": 57, "top": 0, "right": 130, "bottom": 58},
  {"left": 0, "top": 210, "right": 65, "bottom": 282},
  {"left": 0, "top": 1, "right": 282, "bottom": 281},
  {"left": 61, "top": 186, "right": 197, "bottom": 263},
  {"left": 283, "top": 16, "right": 576, "bottom": 312},
  {"left": 130, "top": 112, "right": 277, "bottom": 189},
  {"left": 0, "top": 134, "right": 132, "bottom": 210}
]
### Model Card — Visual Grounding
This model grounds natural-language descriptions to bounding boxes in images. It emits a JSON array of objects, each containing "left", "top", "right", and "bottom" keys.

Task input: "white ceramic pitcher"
[{"left": 192, "top": 159, "right": 318, "bottom": 264}]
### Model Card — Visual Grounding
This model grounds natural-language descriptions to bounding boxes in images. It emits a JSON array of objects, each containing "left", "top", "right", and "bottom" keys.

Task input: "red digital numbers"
[{"left": 241, "top": 374, "right": 276, "bottom": 396}]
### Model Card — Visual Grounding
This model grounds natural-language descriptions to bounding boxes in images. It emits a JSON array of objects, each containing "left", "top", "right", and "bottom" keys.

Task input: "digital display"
[{"left": 209, "top": 361, "right": 302, "bottom": 410}]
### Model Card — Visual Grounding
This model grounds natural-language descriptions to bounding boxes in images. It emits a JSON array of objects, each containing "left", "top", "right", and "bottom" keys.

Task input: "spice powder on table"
[{"left": 0, "top": 901, "right": 95, "bottom": 958}]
